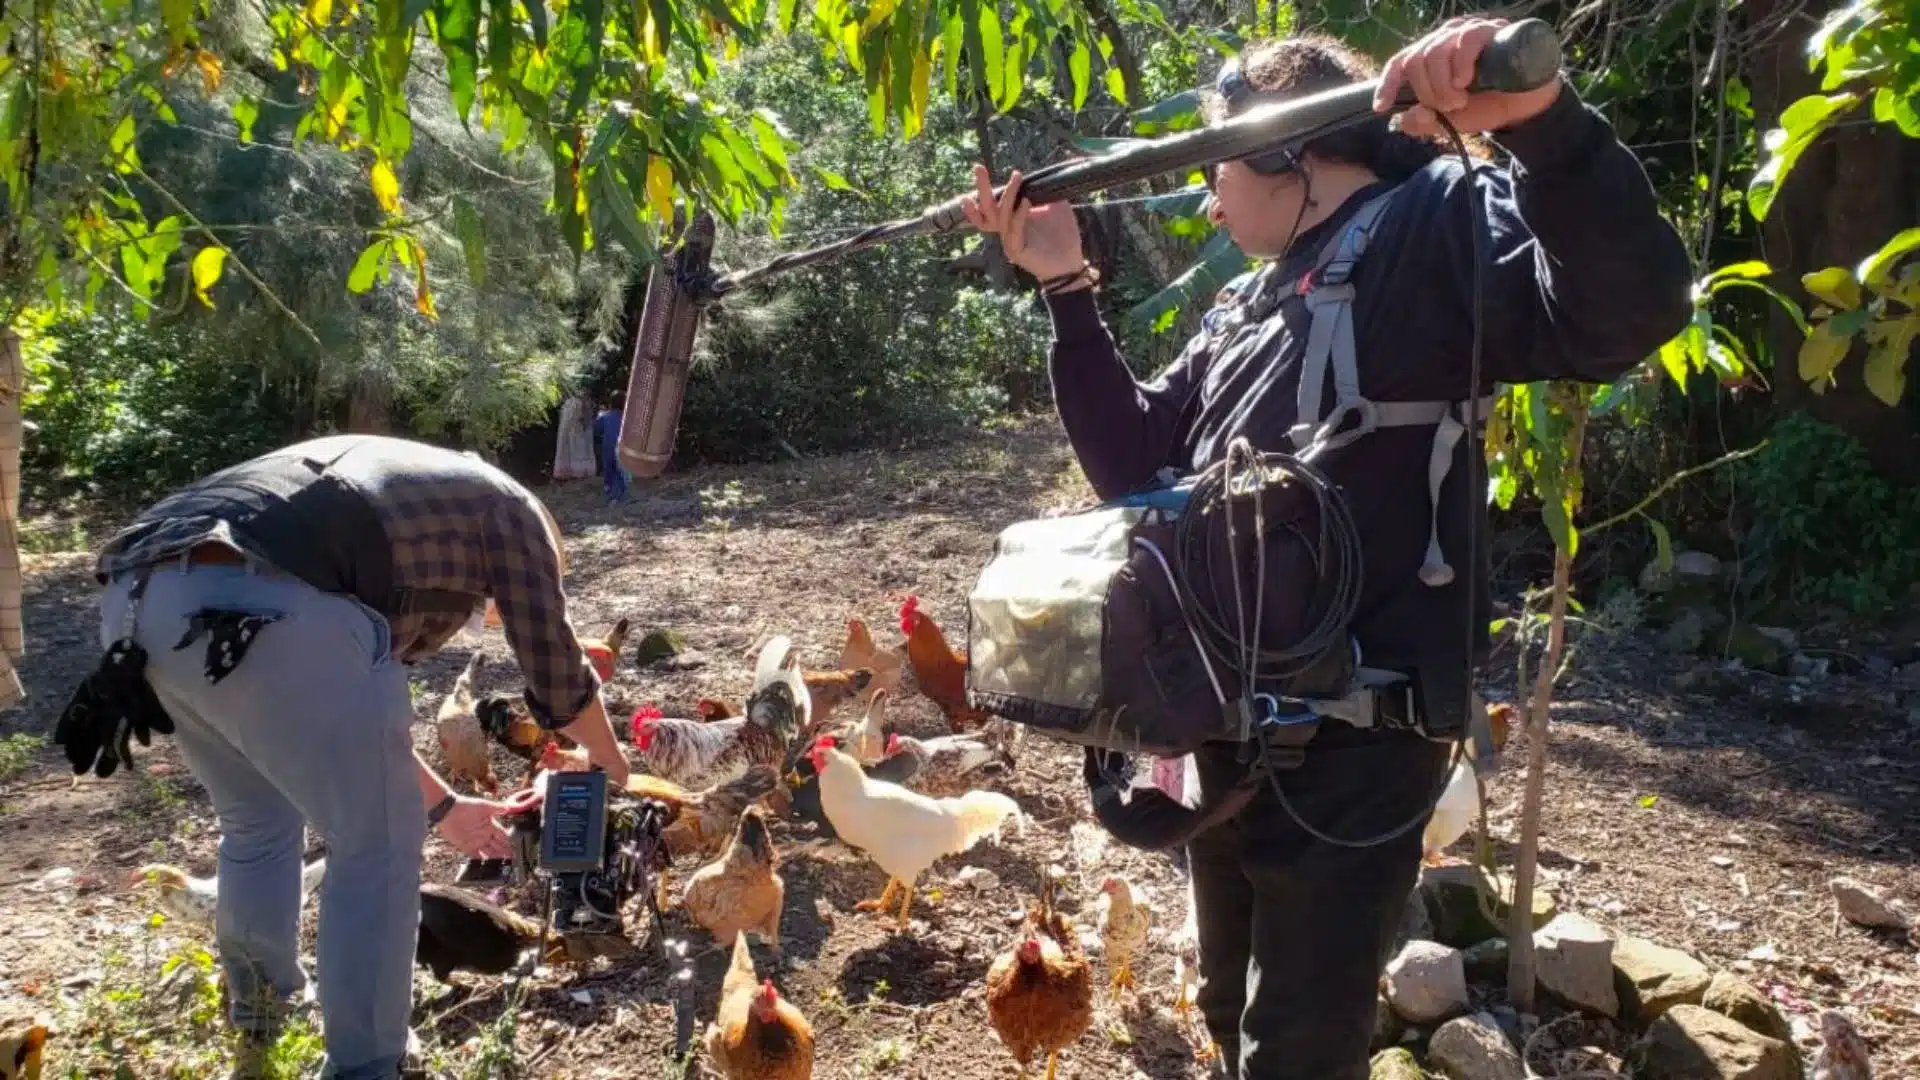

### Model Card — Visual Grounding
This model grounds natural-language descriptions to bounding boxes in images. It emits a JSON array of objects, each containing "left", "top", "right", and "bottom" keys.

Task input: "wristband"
[{"left": 427, "top": 792, "right": 458, "bottom": 827}]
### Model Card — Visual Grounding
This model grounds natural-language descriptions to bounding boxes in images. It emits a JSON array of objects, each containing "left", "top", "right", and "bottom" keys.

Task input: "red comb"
[
  {"left": 759, "top": 978, "right": 776, "bottom": 998},
  {"left": 898, "top": 595, "right": 920, "bottom": 635},
  {"left": 629, "top": 705, "right": 662, "bottom": 740},
  {"left": 886, "top": 732, "right": 901, "bottom": 754}
]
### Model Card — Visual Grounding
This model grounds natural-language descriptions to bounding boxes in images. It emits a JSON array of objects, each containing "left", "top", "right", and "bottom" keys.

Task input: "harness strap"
[{"left": 1287, "top": 186, "right": 1492, "bottom": 590}]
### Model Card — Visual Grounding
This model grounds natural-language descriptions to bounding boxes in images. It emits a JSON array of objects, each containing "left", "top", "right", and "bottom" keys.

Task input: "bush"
[
  {"left": 1737, "top": 412, "right": 1920, "bottom": 615},
  {"left": 23, "top": 312, "right": 291, "bottom": 508}
]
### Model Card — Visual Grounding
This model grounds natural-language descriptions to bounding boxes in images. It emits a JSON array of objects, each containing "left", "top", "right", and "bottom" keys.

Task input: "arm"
[
  {"left": 413, "top": 750, "right": 512, "bottom": 858},
  {"left": 1044, "top": 288, "right": 1206, "bottom": 499},
  {"left": 479, "top": 495, "right": 628, "bottom": 784}
]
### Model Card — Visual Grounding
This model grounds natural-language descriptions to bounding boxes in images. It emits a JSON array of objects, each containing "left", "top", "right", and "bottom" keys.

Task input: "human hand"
[
  {"left": 436, "top": 796, "right": 514, "bottom": 859},
  {"left": 1373, "top": 16, "right": 1562, "bottom": 138},
  {"left": 959, "top": 165, "right": 1088, "bottom": 283}
]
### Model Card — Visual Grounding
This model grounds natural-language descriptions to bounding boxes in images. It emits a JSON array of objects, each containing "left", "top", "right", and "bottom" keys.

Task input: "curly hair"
[{"left": 1204, "top": 34, "right": 1472, "bottom": 180}]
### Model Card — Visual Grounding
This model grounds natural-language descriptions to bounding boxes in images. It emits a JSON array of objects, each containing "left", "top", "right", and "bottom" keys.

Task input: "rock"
[
  {"left": 1613, "top": 935, "right": 1712, "bottom": 1024},
  {"left": 1391, "top": 884, "right": 1434, "bottom": 955},
  {"left": 1533, "top": 913, "right": 1618, "bottom": 1018},
  {"left": 954, "top": 866, "right": 999, "bottom": 892},
  {"left": 1371, "top": 995, "right": 1403, "bottom": 1053},
  {"left": 1633, "top": 1004, "right": 1797, "bottom": 1080},
  {"left": 1428, "top": 1012, "right": 1525, "bottom": 1080},
  {"left": 1788, "top": 653, "right": 1830, "bottom": 678},
  {"left": 1660, "top": 609, "right": 1709, "bottom": 654},
  {"left": 633, "top": 629, "right": 685, "bottom": 667},
  {"left": 1702, "top": 973, "right": 1797, "bottom": 1056},
  {"left": 1753, "top": 626, "right": 1799, "bottom": 653},
  {"left": 1462, "top": 938, "right": 1509, "bottom": 986},
  {"left": 1673, "top": 551, "right": 1725, "bottom": 583},
  {"left": 1420, "top": 864, "right": 1558, "bottom": 947},
  {"left": 1829, "top": 876, "right": 1912, "bottom": 931},
  {"left": 1383, "top": 940, "right": 1469, "bottom": 1025},
  {"left": 1369, "top": 1048, "right": 1424, "bottom": 1080},
  {"left": 1724, "top": 624, "right": 1789, "bottom": 673}
]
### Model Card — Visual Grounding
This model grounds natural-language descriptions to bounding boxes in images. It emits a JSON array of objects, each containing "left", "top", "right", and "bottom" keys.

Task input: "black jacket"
[{"left": 1043, "top": 84, "right": 1693, "bottom": 689}]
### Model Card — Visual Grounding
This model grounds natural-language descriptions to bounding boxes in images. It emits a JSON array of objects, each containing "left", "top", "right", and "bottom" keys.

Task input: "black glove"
[{"left": 53, "top": 638, "right": 175, "bottom": 779}]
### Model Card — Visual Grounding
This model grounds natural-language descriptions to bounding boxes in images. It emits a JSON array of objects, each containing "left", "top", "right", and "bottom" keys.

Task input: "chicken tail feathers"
[{"left": 944, "top": 790, "right": 1023, "bottom": 850}]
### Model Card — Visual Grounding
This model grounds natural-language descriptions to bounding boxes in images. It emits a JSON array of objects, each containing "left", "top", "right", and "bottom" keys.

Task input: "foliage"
[
  {"left": 21, "top": 311, "right": 290, "bottom": 505},
  {"left": 933, "top": 285, "right": 1053, "bottom": 409},
  {"left": 0, "top": 732, "right": 44, "bottom": 785},
  {"left": 1736, "top": 412, "right": 1920, "bottom": 614},
  {"left": 1749, "top": 0, "right": 1919, "bottom": 408}
]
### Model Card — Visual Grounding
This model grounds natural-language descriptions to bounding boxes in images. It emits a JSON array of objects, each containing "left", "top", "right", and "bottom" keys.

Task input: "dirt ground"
[{"left": 0, "top": 421, "right": 1914, "bottom": 1079}]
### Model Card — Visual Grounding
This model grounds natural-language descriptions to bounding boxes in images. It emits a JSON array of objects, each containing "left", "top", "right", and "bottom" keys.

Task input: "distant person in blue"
[{"left": 593, "top": 391, "right": 629, "bottom": 504}]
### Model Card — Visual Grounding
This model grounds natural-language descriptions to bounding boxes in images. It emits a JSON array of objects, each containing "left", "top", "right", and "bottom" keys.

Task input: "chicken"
[
  {"left": 435, "top": 652, "right": 499, "bottom": 795},
  {"left": 839, "top": 616, "right": 905, "bottom": 704},
  {"left": 129, "top": 855, "right": 329, "bottom": 928},
  {"left": 1094, "top": 875, "right": 1151, "bottom": 994},
  {"left": 889, "top": 731, "right": 1016, "bottom": 797},
  {"left": 705, "top": 934, "right": 814, "bottom": 1080},
  {"left": 0, "top": 1017, "right": 47, "bottom": 1080},
  {"left": 1813, "top": 1009, "right": 1873, "bottom": 1080},
  {"left": 1421, "top": 703, "right": 1516, "bottom": 865},
  {"left": 535, "top": 741, "right": 593, "bottom": 775},
  {"left": 843, "top": 688, "right": 892, "bottom": 765},
  {"left": 416, "top": 882, "right": 556, "bottom": 983},
  {"left": 661, "top": 765, "right": 783, "bottom": 861},
  {"left": 810, "top": 739, "right": 1021, "bottom": 931},
  {"left": 986, "top": 871, "right": 1095, "bottom": 1080},
  {"left": 1170, "top": 875, "right": 1201, "bottom": 1016},
  {"left": 784, "top": 734, "right": 920, "bottom": 841},
  {"left": 897, "top": 595, "right": 991, "bottom": 732},
  {"left": 582, "top": 617, "right": 631, "bottom": 683},
  {"left": 697, "top": 698, "right": 737, "bottom": 720},
  {"left": 683, "top": 807, "right": 784, "bottom": 953},
  {"left": 630, "top": 637, "right": 808, "bottom": 787},
  {"left": 795, "top": 667, "right": 873, "bottom": 739}
]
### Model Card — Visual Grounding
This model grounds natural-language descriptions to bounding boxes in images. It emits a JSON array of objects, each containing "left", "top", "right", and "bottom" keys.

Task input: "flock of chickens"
[{"left": 117, "top": 597, "right": 1162, "bottom": 1080}]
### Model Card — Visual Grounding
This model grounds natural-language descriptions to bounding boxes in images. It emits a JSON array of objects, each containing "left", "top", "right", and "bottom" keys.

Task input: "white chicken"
[
  {"left": 1421, "top": 703, "right": 1514, "bottom": 865},
  {"left": 844, "top": 688, "right": 891, "bottom": 765},
  {"left": 810, "top": 739, "right": 1022, "bottom": 932},
  {"left": 129, "top": 854, "right": 330, "bottom": 928},
  {"left": 1170, "top": 874, "right": 1200, "bottom": 1017}
]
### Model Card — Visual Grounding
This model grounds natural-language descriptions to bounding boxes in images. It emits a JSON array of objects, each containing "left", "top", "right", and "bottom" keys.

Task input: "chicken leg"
[
  {"left": 1044, "top": 1050, "right": 1061, "bottom": 1080},
  {"left": 855, "top": 877, "right": 901, "bottom": 915},
  {"left": 895, "top": 881, "right": 914, "bottom": 932}
]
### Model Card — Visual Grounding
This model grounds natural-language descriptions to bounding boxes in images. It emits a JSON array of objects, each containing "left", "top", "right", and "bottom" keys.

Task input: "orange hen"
[
  {"left": 986, "top": 871, "right": 1094, "bottom": 1080},
  {"left": 839, "top": 617, "right": 905, "bottom": 702},
  {"left": 706, "top": 934, "right": 814, "bottom": 1080},
  {"left": 897, "top": 596, "right": 991, "bottom": 733}
]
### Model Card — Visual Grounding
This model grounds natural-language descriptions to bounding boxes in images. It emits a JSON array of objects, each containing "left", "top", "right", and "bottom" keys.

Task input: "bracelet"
[
  {"left": 1038, "top": 262, "right": 1100, "bottom": 296},
  {"left": 427, "top": 792, "right": 458, "bottom": 827}
]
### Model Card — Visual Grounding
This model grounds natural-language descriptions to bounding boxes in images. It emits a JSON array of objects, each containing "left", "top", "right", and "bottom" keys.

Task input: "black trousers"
[{"left": 1188, "top": 723, "right": 1450, "bottom": 1079}]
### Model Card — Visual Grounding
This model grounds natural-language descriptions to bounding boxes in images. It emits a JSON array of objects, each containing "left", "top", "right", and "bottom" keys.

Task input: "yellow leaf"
[
  {"left": 193, "top": 49, "right": 223, "bottom": 94},
  {"left": 306, "top": 0, "right": 333, "bottom": 24},
  {"left": 1801, "top": 266, "right": 1861, "bottom": 310},
  {"left": 645, "top": 155, "right": 674, "bottom": 224},
  {"left": 191, "top": 246, "right": 227, "bottom": 307},
  {"left": 860, "top": 0, "right": 899, "bottom": 32},
  {"left": 1862, "top": 315, "right": 1918, "bottom": 406},
  {"left": 370, "top": 159, "right": 400, "bottom": 215},
  {"left": 1797, "top": 318, "right": 1855, "bottom": 384}
]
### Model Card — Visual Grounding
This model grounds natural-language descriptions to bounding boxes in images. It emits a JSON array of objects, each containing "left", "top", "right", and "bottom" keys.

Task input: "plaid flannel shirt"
[{"left": 95, "top": 437, "right": 599, "bottom": 728}]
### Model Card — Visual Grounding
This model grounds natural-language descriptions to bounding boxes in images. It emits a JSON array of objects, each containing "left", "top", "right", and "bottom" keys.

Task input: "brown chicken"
[
  {"left": 897, "top": 595, "right": 991, "bottom": 733},
  {"left": 706, "top": 934, "right": 814, "bottom": 1080},
  {"left": 986, "top": 870, "right": 1094, "bottom": 1080},
  {"left": 582, "top": 617, "right": 632, "bottom": 683},
  {"left": 0, "top": 1016, "right": 47, "bottom": 1080},
  {"left": 682, "top": 807, "right": 784, "bottom": 953},
  {"left": 435, "top": 653, "right": 499, "bottom": 795},
  {"left": 661, "top": 765, "right": 782, "bottom": 860},
  {"left": 839, "top": 616, "right": 905, "bottom": 703}
]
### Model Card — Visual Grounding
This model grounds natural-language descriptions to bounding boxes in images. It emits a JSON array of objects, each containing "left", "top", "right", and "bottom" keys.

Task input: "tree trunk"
[
  {"left": 971, "top": 91, "right": 1015, "bottom": 290},
  {"left": 1745, "top": 0, "right": 1920, "bottom": 485}
]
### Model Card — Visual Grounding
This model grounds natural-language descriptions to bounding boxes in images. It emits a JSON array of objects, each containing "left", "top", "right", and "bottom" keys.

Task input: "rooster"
[
  {"left": 0, "top": 1017, "right": 47, "bottom": 1080},
  {"left": 630, "top": 637, "right": 808, "bottom": 787},
  {"left": 986, "top": 870, "right": 1095, "bottom": 1080},
  {"left": 706, "top": 934, "right": 814, "bottom": 1080},
  {"left": 435, "top": 653, "right": 498, "bottom": 795},
  {"left": 582, "top": 617, "right": 632, "bottom": 683},
  {"left": 897, "top": 596, "right": 991, "bottom": 732},
  {"left": 810, "top": 739, "right": 1021, "bottom": 932},
  {"left": 1094, "top": 875, "right": 1151, "bottom": 994},
  {"left": 129, "top": 855, "right": 329, "bottom": 928},
  {"left": 683, "top": 807, "right": 785, "bottom": 954},
  {"left": 839, "top": 616, "right": 905, "bottom": 704},
  {"left": 888, "top": 731, "right": 1016, "bottom": 797},
  {"left": 1422, "top": 703, "right": 1515, "bottom": 865}
]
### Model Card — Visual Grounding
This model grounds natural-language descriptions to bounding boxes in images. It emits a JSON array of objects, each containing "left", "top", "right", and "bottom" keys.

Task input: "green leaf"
[
  {"left": 1125, "top": 230, "right": 1246, "bottom": 331},
  {"left": 231, "top": 98, "right": 260, "bottom": 143},
  {"left": 347, "top": 238, "right": 392, "bottom": 292},
  {"left": 1068, "top": 42, "right": 1090, "bottom": 110},
  {"left": 161, "top": 0, "right": 197, "bottom": 44},
  {"left": 1797, "top": 317, "right": 1858, "bottom": 384},
  {"left": 1540, "top": 481, "right": 1575, "bottom": 555},
  {"left": 1856, "top": 228, "right": 1920, "bottom": 289},
  {"left": 1862, "top": 315, "right": 1917, "bottom": 407},
  {"left": 1802, "top": 266, "right": 1862, "bottom": 309},
  {"left": 190, "top": 246, "right": 227, "bottom": 307},
  {"left": 109, "top": 113, "right": 139, "bottom": 173},
  {"left": 811, "top": 164, "right": 856, "bottom": 192},
  {"left": 590, "top": 163, "right": 652, "bottom": 262},
  {"left": 451, "top": 196, "right": 485, "bottom": 286},
  {"left": 433, "top": 0, "right": 481, "bottom": 120},
  {"left": 1701, "top": 260, "right": 1773, "bottom": 286},
  {"left": 976, "top": 3, "right": 1003, "bottom": 112},
  {"left": 1104, "top": 66, "right": 1127, "bottom": 105},
  {"left": 1646, "top": 516, "right": 1674, "bottom": 575},
  {"left": 1132, "top": 89, "right": 1199, "bottom": 133},
  {"left": 1708, "top": 279, "right": 1809, "bottom": 335},
  {"left": 1748, "top": 92, "right": 1858, "bottom": 221},
  {"left": 1656, "top": 334, "right": 1690, "bottom": 389},
  {"left": 1872, "top": 87, "right": 1920, "bottom": 138}
]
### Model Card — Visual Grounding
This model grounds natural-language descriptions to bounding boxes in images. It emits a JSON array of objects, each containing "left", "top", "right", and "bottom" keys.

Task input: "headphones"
[{"left": 1203, "top": 58, "right": 1309, "bottom": 186}]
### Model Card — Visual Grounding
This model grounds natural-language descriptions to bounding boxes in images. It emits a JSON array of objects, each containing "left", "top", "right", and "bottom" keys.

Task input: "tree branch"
[{"left": 1582, "top": 440, "right": 1768, "bottom": 536}]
